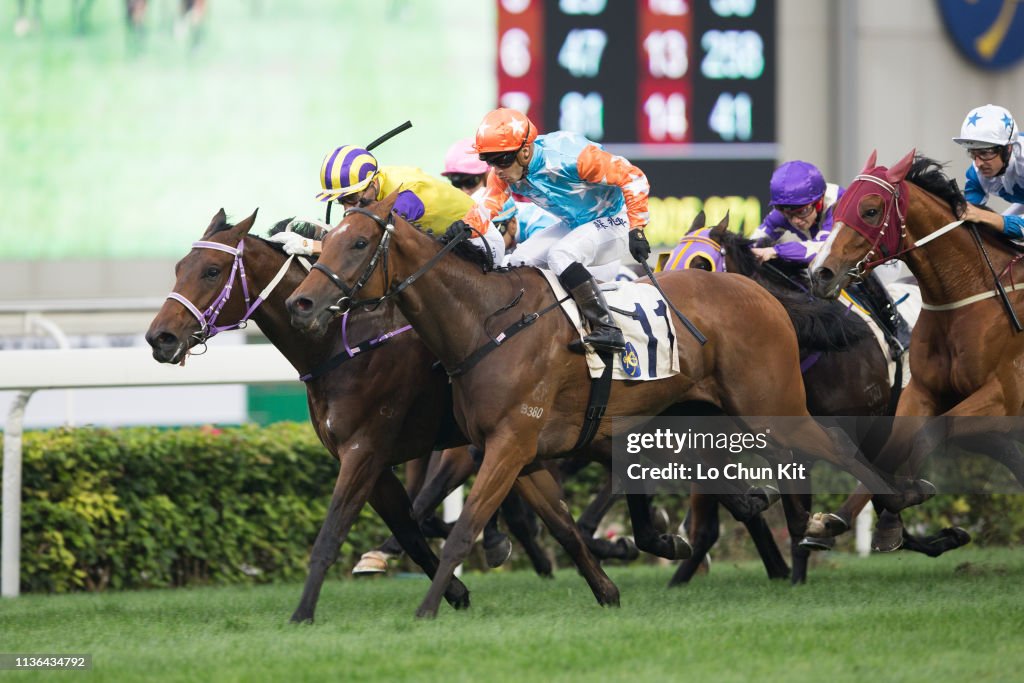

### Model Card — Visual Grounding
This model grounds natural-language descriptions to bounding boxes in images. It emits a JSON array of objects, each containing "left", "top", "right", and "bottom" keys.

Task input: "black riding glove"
[{"left": 629, "top": 228, "right": 651, "bottom": 264}]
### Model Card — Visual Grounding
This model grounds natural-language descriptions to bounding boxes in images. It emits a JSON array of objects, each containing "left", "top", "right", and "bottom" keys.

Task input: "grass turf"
[{"left": 3, "top": 548, "right": 1024, "bottom": 682}]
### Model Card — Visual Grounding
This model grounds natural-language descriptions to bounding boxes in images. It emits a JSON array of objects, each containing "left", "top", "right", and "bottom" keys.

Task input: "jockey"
[
  {"left": 458, "top": 108, "right": 652, "bottom": 353},
  {"left": 755, "top": 160, "right": 911, "bottom": 357},
  {"left": 269, "top": 145, "right": 500, "bottom": 258},
  {"left": 952, "top": 104, "right": 1024, "bottom": 240},
  {"left": 441, "top": 137, "right": 488, "bottom": 199},
  {"left": 750, "top": 161, "right": 843, "bottom": 265}
]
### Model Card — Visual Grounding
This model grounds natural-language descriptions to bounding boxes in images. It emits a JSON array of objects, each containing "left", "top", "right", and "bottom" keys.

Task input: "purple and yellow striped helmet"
[{"left": 316, "top": 145, "right": 379, "bottom": 202}]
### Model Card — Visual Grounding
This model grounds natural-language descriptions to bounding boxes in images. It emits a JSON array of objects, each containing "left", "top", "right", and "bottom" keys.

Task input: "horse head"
[
  {"left": 810, "top": 149, "right": 916, "bottom": 299},
  {"left": 145, "top": 208, "right": 258, "bottom": 363},
  {"left": 287, "top": 192, "right": 401, "bottom": 336}
]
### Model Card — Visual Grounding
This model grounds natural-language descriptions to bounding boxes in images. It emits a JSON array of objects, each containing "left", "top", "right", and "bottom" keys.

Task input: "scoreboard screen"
[{"left": 497, "top": 0, "right": 777, "bottom": 246}]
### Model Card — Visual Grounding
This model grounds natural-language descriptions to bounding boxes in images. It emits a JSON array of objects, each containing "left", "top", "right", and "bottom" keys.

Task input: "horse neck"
[
  {"left": 387, "top": 223, "right": 530, "bottom": 371},
  {"left": 901, "top": 185, "right": 1005, "bottom": 307},
  {"left": 242, "top": 239, "right": 350, "bottom": 375}
]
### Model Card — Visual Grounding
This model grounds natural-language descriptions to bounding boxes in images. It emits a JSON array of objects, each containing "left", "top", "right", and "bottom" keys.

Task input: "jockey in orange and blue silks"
[
  {"left": 953, "top": 104, "right": 1024, "bottom": 240},
  {"left": 458, "top": 108, "right": 652, "bottom": 353},
  {"left": 750, "top": 161, "right": 845, "bottom": 265}
]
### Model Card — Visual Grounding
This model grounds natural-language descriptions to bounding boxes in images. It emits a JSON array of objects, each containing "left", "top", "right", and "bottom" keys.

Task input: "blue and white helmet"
[{"left": 953, "top": 104, "right": 1017, "bottom": 149}]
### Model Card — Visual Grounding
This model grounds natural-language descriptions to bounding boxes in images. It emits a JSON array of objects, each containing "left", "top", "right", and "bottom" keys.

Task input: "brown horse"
[
  {"left": 668, "top": 213, "right": 969, "bottom": 576},
  {"left": 285, "top": 194, "right": 904, "bottom": 618},
  {"left": 145, "top": 210, "right": 477, "bottom": 623},
  {"left": 807, "top": 151, "right": 1024, "bottom": 546}
]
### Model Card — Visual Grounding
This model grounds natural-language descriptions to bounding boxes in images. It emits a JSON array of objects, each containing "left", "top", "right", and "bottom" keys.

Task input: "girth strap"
[{"left": 571, "top": 350, "right": 615, "bottom": 451}]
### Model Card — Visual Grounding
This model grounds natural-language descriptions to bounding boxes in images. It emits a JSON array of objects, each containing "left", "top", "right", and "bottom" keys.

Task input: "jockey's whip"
[
  {"left": 969, "top": 224, "right": 1023, "bottom": 332},
  {"left": 327, "top": 120, "right": 414, "bottom": 224},
  {"left": 640, "top": 260, "right": 708, "bottom": 345}
]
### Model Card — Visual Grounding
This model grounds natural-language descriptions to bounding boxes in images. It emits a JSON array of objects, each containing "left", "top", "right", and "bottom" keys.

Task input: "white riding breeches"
[{"left": 504, "top": 208, "right": 630, "bottom": 278}]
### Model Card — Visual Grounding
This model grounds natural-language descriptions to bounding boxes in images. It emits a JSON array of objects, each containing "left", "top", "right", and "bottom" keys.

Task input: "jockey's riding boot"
[
  {"left": 559, "top": 262, "right": 626, "bottom": 354},
  {"left": 855, "top": 273, "right": 912, "bottom": 360}
]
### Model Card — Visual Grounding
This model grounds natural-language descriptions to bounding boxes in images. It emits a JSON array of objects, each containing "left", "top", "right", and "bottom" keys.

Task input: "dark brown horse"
[
  {"left": 807, "top": 151, "right": 1024, "bottom": 546},
  {"left": 285, "top": 194, "right": 905, "bottom": 618},
  {"left": 145, "top": 210, "right": 476, "bottom": 623},
  {"left": 667, "top": 213, "right": 969, "bottom": 579}
]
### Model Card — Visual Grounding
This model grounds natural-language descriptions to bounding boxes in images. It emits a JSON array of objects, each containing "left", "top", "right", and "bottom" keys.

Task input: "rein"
[
  {"left": 311, "top": 207, "right": 471, "bottom": 312},
  {"left": 166, "top": 238, "right": 302, "bottom": 349}
]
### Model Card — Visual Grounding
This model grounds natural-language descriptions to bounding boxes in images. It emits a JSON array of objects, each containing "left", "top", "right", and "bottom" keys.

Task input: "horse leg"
[
  {"left": 626, "top": 494, "right": 692, "bottom": 560},
  {"left": 511, "top": 467, "right": 619, "bottom": 605},
  {"left": 415, "top": 435, "right": 534, "bottom": 619},
  {"left": 292, "top": 453, "right": 384, "bottom": 623},
  {"left": 780, "top": 491, "right": 812, "bottom": 585},
  {"left": 482, "top": 510, "right": 512, "bottom": 568},
  {"left": 367, "top": 468, "right": 470, "bottom": 609},
  {"left": 669, "top": 490, "right": 718, "bottom": 586},
  {"left": 900, "top": 526, "right": 972, "bottom": 557},
  {"left": 354, "top": 447, "right": 474, "bottom": 574},
  {"left": 499, "top": 490, "right": 553, "bottom": 577},
  {"left": 578, "top": 474, "right": 639, "bottom": 561}
]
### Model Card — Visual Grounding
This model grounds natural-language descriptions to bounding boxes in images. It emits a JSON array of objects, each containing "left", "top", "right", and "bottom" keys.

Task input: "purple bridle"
[{"left": 166, "top": 239, "right": 294, "bottom": 345}]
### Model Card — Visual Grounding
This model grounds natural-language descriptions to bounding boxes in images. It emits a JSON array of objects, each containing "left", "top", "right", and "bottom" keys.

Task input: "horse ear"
[
  {"left": 234, "top": 209, "right": 259, "bottom": 236},
  {"left": 688, "top": 210, "right": 707, "bottom": 234},
  {"left": 717, "top": 211, "right": 731, "bottom": 231},
  {"left": 376, "top": 190, "right": 401, "bottom": 218},
  {"left": 201, "top": 208, "right": 229, "bottom": 239},
  {"left": 886, "top": 149, "right": 916, "bottom": 183},
  {"left": 860, "top": 150, "right": 878, "bottom": 174}
]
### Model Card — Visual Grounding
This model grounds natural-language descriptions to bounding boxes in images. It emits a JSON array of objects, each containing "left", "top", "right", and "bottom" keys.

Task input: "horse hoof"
[
  {"left": 799, "top": 535, "right": 835, "bottom": 552},
  {"left": 484, "top": 537, "right": 513, "bottom": 568},
  {"left": 805, "top": 512, "right": 849, "bottom": 537},
  {"left": 415, "top": 606, "right": 439, "bottom": 620},
  {"left": 669, "top": 534, "right": 693, "bottom": 560},
  {"left": 943, "top": 527, "right": 972, "bottom": 547},
  {"left": 352, "top": 550, "right": 392, "bottom": 576},
  {"left": 747, "top": 484, "right": 781, "bottom": 510},
  {"left": 615, "top": 536, "right": 640, "bottom": 561},
  {"left": 651, "top": 506, "right": 671, "bottom": 535},
  {"left": 871, "top": 525, "right": 904, "bottom": 552},
  {"left": 876, "top": 479, "right": 937, "bottom": 513}
]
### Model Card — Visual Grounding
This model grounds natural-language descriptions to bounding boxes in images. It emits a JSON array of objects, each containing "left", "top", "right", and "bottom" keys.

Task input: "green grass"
[
  {"left": 0, "top": 0, "right": 494, "bottom": 260},
  {"left": 3, "top": 548, "right": 1024, "bottom": 682}
]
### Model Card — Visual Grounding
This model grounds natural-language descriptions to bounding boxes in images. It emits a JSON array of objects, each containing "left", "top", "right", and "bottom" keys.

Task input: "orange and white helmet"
[{"left": 473, "top": 108, "right": 538, "bottom": 154}]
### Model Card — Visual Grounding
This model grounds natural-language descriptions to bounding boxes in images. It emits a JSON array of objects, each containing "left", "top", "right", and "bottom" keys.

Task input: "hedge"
[{"left": 4, "top": 424, "right": 1022, "bottom": 593}]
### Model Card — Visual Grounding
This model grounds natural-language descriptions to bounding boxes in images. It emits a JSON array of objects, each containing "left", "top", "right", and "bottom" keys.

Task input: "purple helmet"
[{"left": 769, "top": 161, "right": 826, "bottom": 207}]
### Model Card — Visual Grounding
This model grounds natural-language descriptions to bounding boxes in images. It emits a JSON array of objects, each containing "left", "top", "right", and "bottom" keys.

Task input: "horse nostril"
[
  {"left": 294, "top": 297, "right": 313, "bottom": 313},
  {"left": 157, "top": 332, "right": 178, "bottom": 347}
]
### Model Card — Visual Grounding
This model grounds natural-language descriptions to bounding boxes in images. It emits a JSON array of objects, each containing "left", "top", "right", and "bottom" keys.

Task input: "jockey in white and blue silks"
[
  {"left": 750, "top": 161, "right": 844, "bottom": 265},
  {"left": 953, "top": 104, "right": 1024, "bottom": 240},
  {"left": 459, "top": 108, "right": 652, "bottom": 353}
]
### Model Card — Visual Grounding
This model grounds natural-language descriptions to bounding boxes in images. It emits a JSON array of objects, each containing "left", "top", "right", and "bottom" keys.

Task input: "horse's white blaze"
[{"left": 810, "top": 221, "right": 844, "bottom": 272}]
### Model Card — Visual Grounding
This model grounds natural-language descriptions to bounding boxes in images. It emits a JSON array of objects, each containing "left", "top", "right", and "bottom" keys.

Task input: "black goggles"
[
  {"left": 447, "top": 173, "right": 485, "bottom": 190},
  {"left": 480, "top": 149, "right": 520, "bottom": 169}
]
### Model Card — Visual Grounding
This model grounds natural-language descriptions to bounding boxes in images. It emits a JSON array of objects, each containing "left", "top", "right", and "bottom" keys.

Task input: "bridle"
[
  {"left": 667, "top": 229, "right": 728, "bottom": 273},
  {"left": 166, "top": 238, "right": 303, "bottom": 350},
  {"left": 310, "top": 207, "right": 471, "bottom": 313},
  {"left": 836, "top": 173, "right": 963, "bottom": 279}
]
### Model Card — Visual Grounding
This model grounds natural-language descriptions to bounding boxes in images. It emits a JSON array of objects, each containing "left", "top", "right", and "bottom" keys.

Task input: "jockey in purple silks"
[
  {"left": 751, "top": 161, "right": 844, "bottom": 265},
  {"left": 754, "top": 160, "right": 912, "bottom": 357}
]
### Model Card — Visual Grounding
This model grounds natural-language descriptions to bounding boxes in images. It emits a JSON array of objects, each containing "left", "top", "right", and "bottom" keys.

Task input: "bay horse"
[
  {"left": 667, "top": 213, "right": 969, "bottom": 578},
  {"left": 807, "top": 151, "right": 1024, "bottom": 547},
  {"left": 285, "top": 193, "right": 909, "bottom": 618},
  {"left": 145, "top": 211, "right": 602, "bottom": 621}
]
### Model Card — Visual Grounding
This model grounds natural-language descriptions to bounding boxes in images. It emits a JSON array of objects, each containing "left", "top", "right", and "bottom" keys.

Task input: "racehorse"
[
  {"left": 145, "top": 210, "right": 604, "bottom": 622},
  {"left": 285, "top": 193, "right": 910, "bottom": 618},
  {"left": 807, "top": 151, "right": 1024, "bottom": 547},
  {"left": 666, "top": 213, "right": 969, "bottom": 577}
]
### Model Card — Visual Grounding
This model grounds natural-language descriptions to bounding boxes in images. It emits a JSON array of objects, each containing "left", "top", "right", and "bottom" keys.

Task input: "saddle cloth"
[
  {"left": 839, "top": 288, "right": 911, "bottom": 389},
  {"left": 540, "top": 270, "right": 680, "bottom": 381}
]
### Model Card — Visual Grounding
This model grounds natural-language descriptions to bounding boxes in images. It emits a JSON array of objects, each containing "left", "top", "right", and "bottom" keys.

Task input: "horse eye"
[
  {"left": 354, "top": 237, "right": 369, "bottom": 249},
  {"left": 204, "top": 266, "right": 221, "bottom": 278}
]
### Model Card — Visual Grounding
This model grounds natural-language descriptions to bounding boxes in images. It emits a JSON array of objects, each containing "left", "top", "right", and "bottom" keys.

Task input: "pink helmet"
[{"left": 442, "top": 137, "right": 488, "bottom": 176}]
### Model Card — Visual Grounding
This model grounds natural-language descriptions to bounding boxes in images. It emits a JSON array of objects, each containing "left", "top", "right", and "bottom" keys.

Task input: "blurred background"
[{"left": 2, "top": 0, "right": 1024, "bottom": 426}]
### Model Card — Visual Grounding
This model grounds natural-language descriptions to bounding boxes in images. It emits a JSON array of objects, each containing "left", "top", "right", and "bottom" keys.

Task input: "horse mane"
[
  {"left": 710, "top": 228, "right": 873, "bottom": 352},
  {"left": 906, "top": 155, "right": 967, "bottom": 217},
  {"left": 438, "top": 222, "right": 495, "bottom": 272}
]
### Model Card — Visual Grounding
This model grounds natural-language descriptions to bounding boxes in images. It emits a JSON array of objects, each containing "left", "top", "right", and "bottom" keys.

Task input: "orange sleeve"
[
  {"left": 576, "top": 145, "right": 650, "bottom": 229},
  {"left": 463, "top": 172, "right": 511, "bottom": 235}
]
